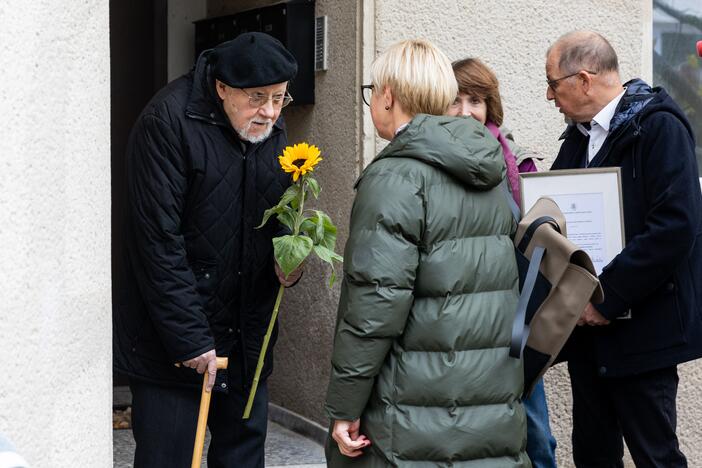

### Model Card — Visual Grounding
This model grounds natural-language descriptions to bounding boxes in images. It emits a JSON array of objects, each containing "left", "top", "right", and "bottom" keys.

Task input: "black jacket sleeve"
[
  {"left": 126, "top": 114, "right": 214, "bottom": 361},
  {"left": 596, "top": 112, "right": 701, "bottom": 319}
]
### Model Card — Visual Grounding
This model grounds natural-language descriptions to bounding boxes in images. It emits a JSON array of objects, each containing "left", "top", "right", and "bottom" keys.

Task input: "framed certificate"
[{"left": 520, "top": 168, "right": 625, "bottom": 276}]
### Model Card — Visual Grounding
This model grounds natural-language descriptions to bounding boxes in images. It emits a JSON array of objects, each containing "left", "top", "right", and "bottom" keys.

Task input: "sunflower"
[{"left": 278, "top": 143, "right": 323, "bottom": 181}]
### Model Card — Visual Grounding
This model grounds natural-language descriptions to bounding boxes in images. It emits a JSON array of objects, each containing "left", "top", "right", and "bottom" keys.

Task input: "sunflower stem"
[
  {"left": 293, "top": 177, "right": 306, "bottom": 236},
  {"left": 243, "top": 284, "right": 286, "bottom": 419}
]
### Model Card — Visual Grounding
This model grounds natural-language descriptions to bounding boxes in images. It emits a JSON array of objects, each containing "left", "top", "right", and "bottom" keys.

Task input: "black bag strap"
[
  {"left": 517, "top": 216, "right": 561, "bottom": 252},
  {"left": 501, "top": 182, "right": 559, "bottom": 358},
  {"left": 509, "top": 245, "right": 546, "bottom": 358}
]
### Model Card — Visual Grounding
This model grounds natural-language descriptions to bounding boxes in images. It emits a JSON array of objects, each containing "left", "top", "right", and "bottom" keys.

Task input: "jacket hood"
[
  {"left": 372, "top": 114, "right": 505, "bottom": 190},
  {"left": 616, "top": 79, "right": 694, "bottom": 138}
]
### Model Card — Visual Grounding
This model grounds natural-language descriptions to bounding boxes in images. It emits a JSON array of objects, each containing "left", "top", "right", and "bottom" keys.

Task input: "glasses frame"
[
  {"left": 361, "top": 84, "right": 374, "bottom": 106},
  {"left": 237, "top": 88, "right": 294, "bottom": 109},
  {"left": 547, "top": 70, "right": 598, "bottom": 91}
]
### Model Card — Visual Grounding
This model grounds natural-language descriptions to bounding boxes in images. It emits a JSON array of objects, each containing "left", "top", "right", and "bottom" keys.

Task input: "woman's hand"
[{"left": 332, "top": 419, "right": 371, "bottom": 457}]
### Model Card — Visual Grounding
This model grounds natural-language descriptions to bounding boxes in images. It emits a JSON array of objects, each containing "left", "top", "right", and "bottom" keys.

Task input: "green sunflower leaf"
[
  {"left": 306, "top": 177, "right": 321, "bottom": 199},
  {"left": 308, "top": 210, "right": 338, "bottom": 250},
  {"left": 313, "top": 244, "right": 343, "bottom": 286},
  {"left": 299, "top": 218, "right": 316, "bottom": 237},
  {"left": 257, "top": 205, "right": 283, "bottom": 229},
  {"left": 276, "top": 206, "right": 298, "bottom": 232},
  {"left": 273, "top": 235, "right": 314, "bottom": 278},
  {"left": 278, "top": 184, "right": 301, "bottom": 209}
]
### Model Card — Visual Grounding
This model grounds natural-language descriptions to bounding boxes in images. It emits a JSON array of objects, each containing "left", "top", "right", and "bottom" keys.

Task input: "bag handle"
[
  {"left": 501, "top": 182, "right": 559, "bottom": 358},
  {"left": 509, "top": 245, "right": 545, "bottom": 358},
  {"left": 517, "top": 216, "right": 561, "bottom": 253},
  {"left": 509, "top": 216, "right": 561, "bottom": 358}
]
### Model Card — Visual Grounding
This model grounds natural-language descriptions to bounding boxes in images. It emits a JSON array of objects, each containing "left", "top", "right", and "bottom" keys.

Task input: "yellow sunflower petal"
[{"left": 278, "top": 142, "right": 323, "bottom": 180}]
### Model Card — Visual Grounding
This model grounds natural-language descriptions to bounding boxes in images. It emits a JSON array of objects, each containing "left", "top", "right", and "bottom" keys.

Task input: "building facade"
[{"left": 0, "top": 0, "right": 700, "bottom": 466}]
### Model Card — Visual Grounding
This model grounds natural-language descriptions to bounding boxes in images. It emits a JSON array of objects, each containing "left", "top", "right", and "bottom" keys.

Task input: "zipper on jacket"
[
  {"left": 631, "top": 123, "right": 643, "bottom": 179},
  {"left": 238, "top": 140, "right": 250, "bottom": 390}
]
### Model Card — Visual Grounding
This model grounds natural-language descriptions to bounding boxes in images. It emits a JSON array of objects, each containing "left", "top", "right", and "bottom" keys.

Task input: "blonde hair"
[{"left": 371, "top": 39, "right": 457, "bottom": 116}]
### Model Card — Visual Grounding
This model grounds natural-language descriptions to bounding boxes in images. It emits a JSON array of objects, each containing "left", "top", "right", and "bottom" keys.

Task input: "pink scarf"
[{"left": 486, "top": 121, "right": 521, "bottom": 206}]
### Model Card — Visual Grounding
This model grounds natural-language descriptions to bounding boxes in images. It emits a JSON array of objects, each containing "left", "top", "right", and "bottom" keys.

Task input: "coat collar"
[{"left": 558, "top": 79, "right": 656, "bottom": 141}]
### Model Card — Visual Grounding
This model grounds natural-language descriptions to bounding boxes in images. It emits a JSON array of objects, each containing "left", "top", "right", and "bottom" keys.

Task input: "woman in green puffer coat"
[{"left": 324, "top": 39, "right": 530, "bottom": 467}]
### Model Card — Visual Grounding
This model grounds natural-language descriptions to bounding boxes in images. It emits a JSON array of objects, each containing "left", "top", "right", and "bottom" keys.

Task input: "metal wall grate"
[{"left": 315, "top": 16, "right": 328, "bottom": 71}]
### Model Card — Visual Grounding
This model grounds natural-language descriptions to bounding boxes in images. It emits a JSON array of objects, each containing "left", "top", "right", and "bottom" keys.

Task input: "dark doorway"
[{"left": 110, "top": 0, "right": 168, "bottom": 387}]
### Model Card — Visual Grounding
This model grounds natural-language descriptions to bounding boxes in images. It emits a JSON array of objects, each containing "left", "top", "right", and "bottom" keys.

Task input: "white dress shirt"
[{"left": 576, "top": 89, "right": 626, "bottom": 164}]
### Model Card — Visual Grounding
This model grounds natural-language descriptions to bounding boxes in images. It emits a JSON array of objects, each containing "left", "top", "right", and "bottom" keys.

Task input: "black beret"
[{"left": 211, "top": 32, "right": 298, "bottom": 88}]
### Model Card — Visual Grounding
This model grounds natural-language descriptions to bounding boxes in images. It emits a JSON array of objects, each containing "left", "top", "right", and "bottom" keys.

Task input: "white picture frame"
[{"left": 520, "top": 168, "right": 625, "bottom": 276}]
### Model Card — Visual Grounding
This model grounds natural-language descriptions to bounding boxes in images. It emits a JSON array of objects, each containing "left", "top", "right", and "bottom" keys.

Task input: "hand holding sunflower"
[{"left": 244, "top": 142, "right": 342, "bottom": 419}]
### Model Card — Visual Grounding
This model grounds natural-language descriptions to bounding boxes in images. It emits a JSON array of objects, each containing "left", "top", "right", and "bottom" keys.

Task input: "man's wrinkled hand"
[
  {"left": 182, "top": 349, "right": 218, "bottom": 392},
  {"left": 332, "top": 419, "right": 371, "bottom": 458},
  {"left": 577, "top": 302, "right": 611, "bottom": 326},
  {"left": 275, "top": 262, "right": 303, "bottom": 287}
]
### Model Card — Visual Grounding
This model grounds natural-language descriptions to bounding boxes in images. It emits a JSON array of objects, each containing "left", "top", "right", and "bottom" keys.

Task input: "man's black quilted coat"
[{"left": 113, "top": 50, "right": 290, "bottom": 392}]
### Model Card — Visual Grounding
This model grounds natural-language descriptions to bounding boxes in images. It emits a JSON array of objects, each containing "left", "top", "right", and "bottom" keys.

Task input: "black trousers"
[
  {"left": 129, "top": 379, "right": 268, "bottom": 468},
  {"left": 568, "top": 358, "right": 686, "bottom": 468}
]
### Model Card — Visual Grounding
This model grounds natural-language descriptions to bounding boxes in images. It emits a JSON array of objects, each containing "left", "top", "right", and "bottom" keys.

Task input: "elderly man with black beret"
[{"left": 113, "top": 32, "right": 301, "bottom": 467}]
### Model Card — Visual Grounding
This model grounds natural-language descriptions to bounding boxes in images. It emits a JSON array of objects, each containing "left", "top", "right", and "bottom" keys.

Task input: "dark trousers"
[
  {"left": 129, "top": 379, "right": 268, "bottom": 468},
  {"left": 568, "top": 359, "right": 686, "bottom": 468}
]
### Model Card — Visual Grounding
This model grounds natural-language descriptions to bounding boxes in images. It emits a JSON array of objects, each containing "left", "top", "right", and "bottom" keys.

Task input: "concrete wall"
[
  {"left": 0, "top": 1, "right": 112, "bottom": 467},
  {"left": 205, "top": 0, "right": 362, "bottom": 425},
  {"left": 369, "top": 0, "right": 652, "bottom": 164}
]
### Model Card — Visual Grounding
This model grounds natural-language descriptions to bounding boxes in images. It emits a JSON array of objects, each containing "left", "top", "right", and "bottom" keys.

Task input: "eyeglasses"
[
  {"left": 547, "top": 70, "right": 597, "bottom": 91},
  {"left": 361, "top": 84, "right": 374, "bottom": 106},
  {"left": 238, "top": 88, "right": 293, "bottom": 109}
]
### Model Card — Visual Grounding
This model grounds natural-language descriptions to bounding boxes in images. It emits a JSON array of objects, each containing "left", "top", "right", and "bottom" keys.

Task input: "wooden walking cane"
[{"left": 191, "top": 356, "right": 229, "bottom": 468}]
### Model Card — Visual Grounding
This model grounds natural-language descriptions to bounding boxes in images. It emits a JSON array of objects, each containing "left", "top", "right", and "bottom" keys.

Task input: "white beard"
[{"left": 235, "top": 119, "right": 274, "bottom": 143}]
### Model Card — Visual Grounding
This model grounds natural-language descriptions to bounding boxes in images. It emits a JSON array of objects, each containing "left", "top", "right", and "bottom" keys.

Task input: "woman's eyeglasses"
[{"left": 361, "top": 84, "right": 374, "bottom": 106}]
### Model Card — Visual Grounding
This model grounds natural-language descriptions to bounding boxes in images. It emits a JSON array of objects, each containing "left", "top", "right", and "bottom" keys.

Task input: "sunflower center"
[{"left": 292, "top": 159, "right": 307, "bottom": 168}]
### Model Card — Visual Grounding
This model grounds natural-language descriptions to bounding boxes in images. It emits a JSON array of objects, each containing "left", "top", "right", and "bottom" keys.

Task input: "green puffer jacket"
[{"left": 325, "top": 114, "right": 529, "bottom": 467}]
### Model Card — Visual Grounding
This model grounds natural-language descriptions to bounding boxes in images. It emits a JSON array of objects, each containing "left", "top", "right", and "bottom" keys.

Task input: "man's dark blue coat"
[{"left": 552, "top": 79, "right": 702, "bottom": 376}]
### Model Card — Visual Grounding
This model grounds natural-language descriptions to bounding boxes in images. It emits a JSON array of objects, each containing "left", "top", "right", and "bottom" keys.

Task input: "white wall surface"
[
  {"left": 369, "top": 0, "right": 652, "bottom": 166},
  {"left": 0, "top": 1, "right": 112, "bottom": 467},
  {"left": 368, "top": 0, "right": 702, "bottom": 466}
]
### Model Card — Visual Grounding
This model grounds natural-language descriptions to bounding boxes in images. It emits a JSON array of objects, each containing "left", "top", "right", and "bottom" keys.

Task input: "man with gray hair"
[{"left": 547, "top": 30, "right": 702, "bottom": 467}]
